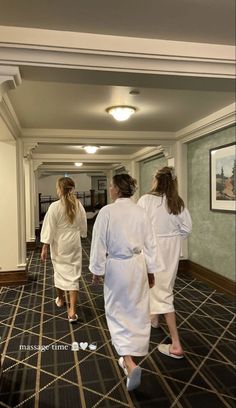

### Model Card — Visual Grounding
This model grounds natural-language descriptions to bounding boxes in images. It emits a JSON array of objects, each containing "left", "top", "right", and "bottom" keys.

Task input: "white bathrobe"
[
  {"left": 138, "top": 194, "right": 192, "bottom": 314},
  {"left": 89, "top": 198, "right": 157, "bottom": 356},
  {"left": 41, "top": 200, "right": 87, "bottom": 291}
]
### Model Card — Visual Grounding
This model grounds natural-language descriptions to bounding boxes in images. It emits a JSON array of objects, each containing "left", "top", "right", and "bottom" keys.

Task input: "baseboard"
[
  {"left": 178, "top": 259, "right": 236, "bottom": 298},
  {"left": 0, "top": 265, "right": 28, "bottom": 287}
]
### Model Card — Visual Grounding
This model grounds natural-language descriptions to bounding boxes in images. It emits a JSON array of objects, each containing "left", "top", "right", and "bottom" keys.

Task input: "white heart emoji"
[
  {"left": 89, "top": 342, "right": 97, "bottom": 351},
  {"left": 79, "top": 342, "right": 88, "bottom": 350}
]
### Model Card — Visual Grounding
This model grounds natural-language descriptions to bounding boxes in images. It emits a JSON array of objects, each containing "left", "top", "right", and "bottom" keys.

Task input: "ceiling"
[
  {"left": 0, "top": 0, "right": 235, "bottom": 45},
  {"left": 0, "top": 0, "right": 235, "bottom": 176}
]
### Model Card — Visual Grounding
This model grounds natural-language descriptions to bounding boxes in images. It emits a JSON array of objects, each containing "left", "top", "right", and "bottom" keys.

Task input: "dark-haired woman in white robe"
[{"left": 89, "top": 174, "right": 157, "bottom": 392}]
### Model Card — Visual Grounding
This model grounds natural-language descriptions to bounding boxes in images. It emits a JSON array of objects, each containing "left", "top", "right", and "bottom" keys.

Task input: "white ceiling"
[
  {"left": 0, "top": 0, "right": 235, "bottom": 176},
  {"left": 0, "top": 0, "right": 235, "bottom": 45}
]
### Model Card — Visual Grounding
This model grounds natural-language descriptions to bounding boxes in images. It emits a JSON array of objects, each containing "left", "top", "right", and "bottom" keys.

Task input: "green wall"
[
  {"left": 188, "top": 126, "right": 235, "bottom": 281},
  {"left": 139, "top": 154, "right": 168, "bottom": 196}
]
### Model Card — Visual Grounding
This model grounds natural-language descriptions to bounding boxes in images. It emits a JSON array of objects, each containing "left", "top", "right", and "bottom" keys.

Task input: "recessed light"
[
  {"left": 83, "top": 146, "right": 100, "bottom": 154},
  {"left": 106, "top": 106, "right": 136, "bottom": 121},
  {"left": 74, "top": 162, "right": 83, "bottom": 167}
]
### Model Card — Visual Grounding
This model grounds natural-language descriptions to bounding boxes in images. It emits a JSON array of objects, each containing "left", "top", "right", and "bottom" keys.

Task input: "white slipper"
[
  {"left": 68, "top": 314, "right": 78, "bottom": 323},
  {"left": 158, "top": 344, "right": 184, "bottom": 359},
  {"left": 55, "top": 297, "right": 64, "bottom": 307},
  {"left": 126, "top": 366, "right": 142, "bottom": 391},
  {"left": 118, "top": 358, "right": 141, "bottom": 391}
]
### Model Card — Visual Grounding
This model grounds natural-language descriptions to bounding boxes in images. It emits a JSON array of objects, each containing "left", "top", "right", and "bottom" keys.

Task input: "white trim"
[
  {"left": 176, "top": 103, "right": 236, "bottom": 143},
  {"left": 0, "top": 96, "right": 21, "bottom": 139},
  {"left": 0, "top": 26, "right": 234, "bottom": 78}
]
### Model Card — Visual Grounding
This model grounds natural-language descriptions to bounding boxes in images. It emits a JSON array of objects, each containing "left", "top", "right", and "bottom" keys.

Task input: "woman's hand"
[
  {"left": 41, "top": 244, "right": 49, "bottom": 262},
  {"left": 148, "top": 273, "right": 155, "bottom": 288},
  {"left": 92, "top": 274, "right": 103, "bottom": 285}
]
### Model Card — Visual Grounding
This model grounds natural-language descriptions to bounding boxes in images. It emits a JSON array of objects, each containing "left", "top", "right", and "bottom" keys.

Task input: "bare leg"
[
  {"left": 56, "top": 288, "right": 64, "bottom": 306},
  {"left": 164, "top": 311, "right": 183, "bottom": 355},
  {"left": 68, "top": 290, "right": 78, "bottom": 318},
  {"left": 150, "top": 313, "right": 159, "bottom": 328},
  {"left": 123, "top": 355, "right": 137, "bottom": 375},
  {"left": 56, "top": 288, "right": 64, "bottom": 302}
]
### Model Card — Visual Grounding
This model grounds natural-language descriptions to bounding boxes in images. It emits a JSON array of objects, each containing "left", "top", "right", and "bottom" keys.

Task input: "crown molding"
[
  {"left": 21, "top": 129, "right": 174, "bottom": 145},
  {"left": 176, "top": 102, "right": 236, "bottom": 143},
  {"left": 0, "top": 94, "right": 21, "bottom": 139},
  {"left": 32, "top": 152, "right": 131, "bottom": 163},
  {"left": 0, "top": 26, "right": 234, "bottom": 78},
  {"left": 0, "top": 65, "right": 21, "bottom": 102}
]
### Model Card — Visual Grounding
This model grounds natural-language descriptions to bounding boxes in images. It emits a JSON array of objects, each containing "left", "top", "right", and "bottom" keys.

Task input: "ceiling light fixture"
[
  {"left": 83, "top": 145, "right": 99, "bottom": 154},
  {"left": 106, "top": 106, "right": 136, "bottom": 122},
  {"left": 74, "top": 162, "right": 83, "bottom": 167}
]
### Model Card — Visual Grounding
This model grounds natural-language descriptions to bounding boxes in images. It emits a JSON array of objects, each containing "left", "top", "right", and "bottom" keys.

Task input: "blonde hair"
[
  {"left": 150, "top": 167, "right": 185, "bottom": 215},
  {"left": 57, "top": 177, "right": 78, "bottom": 223}
]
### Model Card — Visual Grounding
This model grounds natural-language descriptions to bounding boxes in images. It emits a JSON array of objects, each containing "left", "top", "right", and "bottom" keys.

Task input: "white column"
[
  {"left": 0, "top": 138, "right": 26, "bottom": 272},
  {"left": 33, "top": 161, "right": 42, "bottom": 231},
  {"left": 34, "top": 169, "right": 39, "bottom": 230},
  {"left": 104, "top": 170, "right": 113, "bottom": 204},
  {"left": 130, "top": 161, "right": 140, "bottom": 202},
  {"left": 24, "top": 157, "right": 36, "bottom": 243},
  {"left": 173, "top": 140, "right": 188, "bottom": 258}
]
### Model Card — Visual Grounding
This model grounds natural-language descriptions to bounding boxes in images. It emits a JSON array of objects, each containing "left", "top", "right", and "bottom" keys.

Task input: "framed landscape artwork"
[
  {"left": 209, "top": 142, "right": 236, "bottom": 212},
  {"left": 98, "top": 179, "right": 107, "bottom": 190}
]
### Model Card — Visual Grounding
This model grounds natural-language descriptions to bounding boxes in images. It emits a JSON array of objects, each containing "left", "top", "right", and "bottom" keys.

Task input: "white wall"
[{"left": 38, "top": 173, "right": 92, "bottom": 196}]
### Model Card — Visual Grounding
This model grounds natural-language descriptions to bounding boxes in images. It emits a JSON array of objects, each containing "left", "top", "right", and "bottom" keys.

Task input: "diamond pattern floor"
[{"left": 0, "top": 232, "right": 235, "bottom": 407}]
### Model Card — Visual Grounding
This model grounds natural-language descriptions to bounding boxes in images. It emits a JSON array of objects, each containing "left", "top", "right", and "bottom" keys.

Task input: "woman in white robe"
[
  {"left": 89, "top": 174, "right": 157, "bottom": 391},
  {"left": 138, "top": 167, "right": 192, "bottom": 359},
  {"left": 41, "top": 177, "right": 87, "bottom": 323}
]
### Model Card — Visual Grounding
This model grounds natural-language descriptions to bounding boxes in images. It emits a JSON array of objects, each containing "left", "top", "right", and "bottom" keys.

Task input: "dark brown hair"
[
  {"left": 57, "top": 177, "right": 78, "bottom": 223},
  {"left": 112, "top": 174, "right": 137, "bottom": 197},
  {"left": 150, "top": 167, "right": 185, "bottom": 215}
]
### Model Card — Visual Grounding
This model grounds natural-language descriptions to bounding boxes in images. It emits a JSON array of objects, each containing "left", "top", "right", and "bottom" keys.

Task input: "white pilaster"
[
  {"left": 173, "top": 141, "right": 188, "bottom": 258},
  {"left": 0, "top": 138, "right": 26, "bottom": 272},
  {"left": 104, "top": 170, "right": 113, "bottom": 204},
  {"left": 24, "top": 157, "right": 36, "bottom": 243},
  {"left": 33, "top": 161, "right": 42, "bottom": 230}
]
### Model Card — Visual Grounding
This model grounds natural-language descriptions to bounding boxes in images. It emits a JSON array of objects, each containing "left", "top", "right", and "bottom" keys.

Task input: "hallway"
[{"left": 0, "top": 232, "right": 235, "bottom": 408}]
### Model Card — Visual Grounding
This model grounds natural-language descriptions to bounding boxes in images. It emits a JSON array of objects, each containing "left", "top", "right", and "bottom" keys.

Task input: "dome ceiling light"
[
  {"left": 74, "top": 162, "right": 83, "bottom": 167},
  {"left": 106, "top": 106, "right": 136, "bottom": 122},
  {"left": 83, "top": 145, "right": 100, "bottom": 154}
]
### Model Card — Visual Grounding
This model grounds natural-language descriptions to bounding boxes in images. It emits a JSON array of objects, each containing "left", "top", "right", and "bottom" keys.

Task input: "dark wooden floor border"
[
  {"left": 178, "top": 259, "right": 236, "bottom": 298},
  {"left": 0, "top": 263, "right": 28, "bottom": 287}
]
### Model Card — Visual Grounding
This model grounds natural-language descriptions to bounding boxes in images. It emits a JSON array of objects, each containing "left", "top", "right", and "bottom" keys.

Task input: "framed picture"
[
  {"left": 209, "top": 142, "right": 236, "bottom": 212},
  {"left": 98, "top": 179, "right": 107, "bottom": 190}
]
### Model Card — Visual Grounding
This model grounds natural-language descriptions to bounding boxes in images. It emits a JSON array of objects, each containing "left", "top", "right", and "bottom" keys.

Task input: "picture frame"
[
  {"left": 209, "top": 142, "right": 236, "bottom": 212},
  {"left": 98, "top": 179, "right": 107, "bottom": 190}
]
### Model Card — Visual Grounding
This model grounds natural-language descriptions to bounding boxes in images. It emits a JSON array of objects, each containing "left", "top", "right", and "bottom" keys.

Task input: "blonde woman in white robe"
[
  {"left": 89, "top": 174, "right": 157, "bottom": 391},
  {"left": 41, "top": 177, "right": 87, "bottom": 323},
  {"left": 138, "top": 167, "right": 192, "bottom": 359}
]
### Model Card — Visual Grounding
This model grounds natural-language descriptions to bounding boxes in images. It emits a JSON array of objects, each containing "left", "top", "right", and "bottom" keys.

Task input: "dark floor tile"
[
  {"left": 178, "top": 383, "right": 232, "bottom": 408},
  {"left": 0, "top": 363, "right": 37, "bottom": 407}
]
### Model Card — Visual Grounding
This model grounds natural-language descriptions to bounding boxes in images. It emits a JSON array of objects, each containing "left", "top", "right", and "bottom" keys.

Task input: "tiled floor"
[{"left": 0, "top": 232, "right": 235, "bottom": 407}]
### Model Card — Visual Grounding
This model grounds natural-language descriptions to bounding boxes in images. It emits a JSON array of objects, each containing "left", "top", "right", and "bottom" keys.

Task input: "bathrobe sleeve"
[
  {"left": 176, "top": 208, "right": 192, "bottom": 239},
  {"left": 40, "top": 204, "right": 57, "bottom": 245},
  {"left": 143, "top": 213, "right": 158, "bottom": 274},
  {"left": 78, "top": 201, "right": 87, "bottom": 238},
  {"left": 89, "top": 207, "right": 109, "bottom": 276}
]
